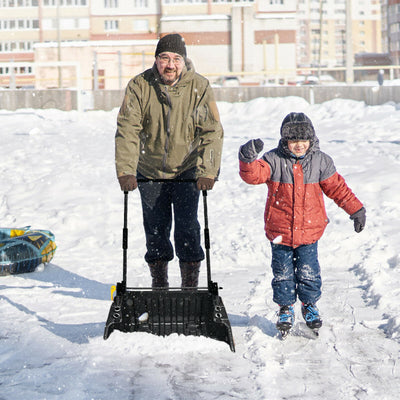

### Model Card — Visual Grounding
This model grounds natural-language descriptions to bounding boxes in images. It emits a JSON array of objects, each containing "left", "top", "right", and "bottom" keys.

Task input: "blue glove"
[
  {"left": 239, "top": 139, "right": 264, "bottom": 163},
  {"left": 350, "top": 207, "right": 366, "bottom": 233}
]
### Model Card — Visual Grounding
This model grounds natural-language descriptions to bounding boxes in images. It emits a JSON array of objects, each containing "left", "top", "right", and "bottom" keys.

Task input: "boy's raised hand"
[
  {"left": 239, "top": 139, "right": 264, "bottom": 163},
  {"left": 350, "top": 207, "right": 366, "bottom": 233}
]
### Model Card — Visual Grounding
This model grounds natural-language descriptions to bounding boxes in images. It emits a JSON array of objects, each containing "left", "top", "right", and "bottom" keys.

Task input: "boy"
[{"left": 238, "top": 112, "right": 366, "bottom": 335}]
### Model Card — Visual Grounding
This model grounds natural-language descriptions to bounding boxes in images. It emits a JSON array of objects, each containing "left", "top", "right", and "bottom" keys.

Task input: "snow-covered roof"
[
  {"left": 161, "top": 14, "right": 230, "bottom": 22},
  {"left": 34, "top": 40, "right": 158, "bottom": 49}
]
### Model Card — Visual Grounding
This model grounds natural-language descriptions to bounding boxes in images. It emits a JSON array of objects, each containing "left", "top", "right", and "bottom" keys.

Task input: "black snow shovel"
[{"left": 103, "top": 184, "right": 235, "bottom": 352}]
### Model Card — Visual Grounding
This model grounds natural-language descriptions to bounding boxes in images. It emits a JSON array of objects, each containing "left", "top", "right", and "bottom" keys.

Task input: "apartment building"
[
  {"left": 160, "top": 0, "right": 297, "bottom": 76},
  {"left": 0, "top": 0, "right": 391, "bottom": 89},
  {"left": 90, "top": 0, "right": 160, "bottom": 40},
  {"left": 0, "top": 0, "right": 297, "bottom": 88},
  {"left": 88, "top": 0, "right": 298, "bottom": 86},
  {"left": 33, "top": 0, "right": 160, "bottom": 90},
  {"left": 382, "top": 0, "right": 400, "bottom": 65},
  {"left": 297, "top": 0, "right": 382, "bottom": 68},
  {"left": 0, "top": 0, "right": 91, "bottom": 87}
]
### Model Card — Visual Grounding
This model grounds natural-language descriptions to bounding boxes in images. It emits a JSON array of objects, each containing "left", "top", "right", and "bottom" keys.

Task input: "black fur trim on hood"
[{"left": 279, "top": 112, "right": 318, "bottom": 157}]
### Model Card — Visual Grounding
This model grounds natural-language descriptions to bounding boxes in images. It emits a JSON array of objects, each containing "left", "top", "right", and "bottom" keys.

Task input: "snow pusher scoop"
[{"left": 103, "top": 185, "right": 235, "bottom": 352}]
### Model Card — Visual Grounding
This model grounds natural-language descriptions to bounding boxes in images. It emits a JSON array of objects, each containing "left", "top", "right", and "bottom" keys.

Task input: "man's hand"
[
  {"left": 118, "top": 175, "right": 138, "bottom": 191},
  {"left": 197, "top": 177, "right": 215, "bottom": 191}
]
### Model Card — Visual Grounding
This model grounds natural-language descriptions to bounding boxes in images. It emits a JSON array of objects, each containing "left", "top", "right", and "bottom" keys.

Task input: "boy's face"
[{"left": 287, "top": 140, "right": 310, "bottom": 157}]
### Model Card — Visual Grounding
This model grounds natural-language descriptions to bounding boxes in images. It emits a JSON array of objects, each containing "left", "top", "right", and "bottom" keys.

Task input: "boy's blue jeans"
[
  {"left": 137, "top": 172, "right": 204, "bottom": 264},
  {"left": 270, "top": 242, "right": 321, "bottom": 306}
]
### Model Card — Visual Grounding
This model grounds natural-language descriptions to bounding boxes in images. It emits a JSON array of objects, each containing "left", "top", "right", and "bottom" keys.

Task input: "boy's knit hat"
[
  {"left": 155, "top": 33, "right": 187, "bottom": 58},
  {"left": 280, "top": 112, "right": 315, "bottom": 141}
]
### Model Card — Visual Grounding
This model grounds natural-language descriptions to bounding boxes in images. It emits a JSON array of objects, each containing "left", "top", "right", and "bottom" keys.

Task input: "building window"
[
  {"left": 210, "top": 0, "right": 253, "bottom": 2},
  {"left": 105, "top": 20, "right": 119, "bottom": 31},
  {"left": 0, "top": 0, "right": 38, "bottom": 6},
  {"left": 42, "top": 18, "right": 56, "bottom": 29},
  {"left": 133, "top": 19, "right": 149, "bottom": 31},
  {"left": 0, "top": 65, "right": 33, "bottom": 75},
  {"left": 163, "top": 0, "right": 254, "bottom": 3},
  {"left": 0, "top": 40, "right": 34, "bottom": 53},
  {"left": 134, "top": 0, "right": 148, "bottom": 6},
  {"left": 78, "top": 17, "right": 89, "bottom": 29},
  {"left": 105, "top": 0, "right": 118, "bottom": 6},
  {"left": 60, "top": 18, "right": 75, "bottom": 29},
  {"left": 0, "top": 18, "right": 38, "bottom": 29},
  {"left": 43, "top": 0, "right": 87, "bottom": 5}
]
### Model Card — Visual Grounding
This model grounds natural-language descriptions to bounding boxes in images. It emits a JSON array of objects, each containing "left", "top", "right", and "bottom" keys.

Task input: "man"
[{"left": 115, "top": 33, "right": 224, "bottom": 289}]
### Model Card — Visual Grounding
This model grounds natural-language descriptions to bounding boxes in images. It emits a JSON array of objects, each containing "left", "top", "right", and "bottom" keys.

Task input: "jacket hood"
[
  {"left": 278, "top": 112, "right": 319, "bottom": 158},
  {"left": 280, "top": 112, "right": 315, "bottom": 141}
]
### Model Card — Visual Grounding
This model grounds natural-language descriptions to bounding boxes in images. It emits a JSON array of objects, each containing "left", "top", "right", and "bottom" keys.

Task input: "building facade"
[
  {"left": 297, "top": 0, "right": 382, "bottom": 68},
  {"left": 0, "top": 0, "right": 392, "bottom": 89},
  {"left": 160, "top": 1, "right": 297, "bottom": 77},
  {"left": 382, "top": 0, "right": 400, "bottom": 65}
]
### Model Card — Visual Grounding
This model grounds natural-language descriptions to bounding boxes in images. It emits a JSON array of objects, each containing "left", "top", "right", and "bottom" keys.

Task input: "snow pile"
[{"left": 1, "top": 97, "right": 399, "bottom": 399}]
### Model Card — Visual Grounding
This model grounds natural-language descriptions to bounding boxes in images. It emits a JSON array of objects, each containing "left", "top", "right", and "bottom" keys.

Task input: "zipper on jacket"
[{"left": 162, "top": 86, "right": 172, "bottom": 178}]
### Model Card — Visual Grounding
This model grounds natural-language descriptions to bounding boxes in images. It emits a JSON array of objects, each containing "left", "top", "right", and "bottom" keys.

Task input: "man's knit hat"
[
  {"left": 280, "top": 112, "right": 315, "bottom": 141},
  {"left": 155, "top": 34, "right": 187, "bottom": 58}
]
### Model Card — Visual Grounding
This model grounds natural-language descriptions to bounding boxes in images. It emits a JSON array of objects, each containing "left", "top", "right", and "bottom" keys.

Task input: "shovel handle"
[
  {"left": 201, "top": 190, "right": 218, "bottom": 295},
  {"left": 119, "top": 191, "right": 129, "bottom": 293},
  {"left": 121, "top": 182, "right": 217, "bottom": 295}
]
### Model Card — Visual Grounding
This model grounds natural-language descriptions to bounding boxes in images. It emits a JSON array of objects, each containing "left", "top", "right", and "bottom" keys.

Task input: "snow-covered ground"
[{"left": 1, "top": 95, "right": 400, "bottom": 399}]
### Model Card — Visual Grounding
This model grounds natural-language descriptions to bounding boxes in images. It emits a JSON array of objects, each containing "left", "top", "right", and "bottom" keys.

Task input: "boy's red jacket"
[{"left": 239, "top": 140, "right": 363, "bottom": 248}]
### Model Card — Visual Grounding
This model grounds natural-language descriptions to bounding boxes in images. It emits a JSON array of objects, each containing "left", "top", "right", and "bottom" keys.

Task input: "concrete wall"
[
  {"left": 0, "top": 89, "right": 77, "bottom": 111},
  {"left": 212, "top": 85, "right": 400, "bottom": 106},
  {"left": 0, "top": 86, "right": 399, "bottom": 112}
]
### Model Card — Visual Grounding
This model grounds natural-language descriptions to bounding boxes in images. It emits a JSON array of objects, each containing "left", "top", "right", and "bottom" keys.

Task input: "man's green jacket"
[{"left": 115, "top": 61, "right": 224, "bottom": 180}]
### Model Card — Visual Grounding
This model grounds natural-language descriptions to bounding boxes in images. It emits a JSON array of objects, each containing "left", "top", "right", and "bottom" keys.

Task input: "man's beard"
[{"left": 161, "top": 68, "right": 178, "bottom": 85}]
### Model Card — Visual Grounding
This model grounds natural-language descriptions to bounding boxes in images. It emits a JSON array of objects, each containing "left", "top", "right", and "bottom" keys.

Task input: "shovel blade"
[{"left": 104, "top": 289, "right": 235, "bottom": 352}]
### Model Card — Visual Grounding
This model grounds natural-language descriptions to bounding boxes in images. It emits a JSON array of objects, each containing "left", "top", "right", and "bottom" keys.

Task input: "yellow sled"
[{"left": 0, "top": 227, "right": 56, "bottom": 275}]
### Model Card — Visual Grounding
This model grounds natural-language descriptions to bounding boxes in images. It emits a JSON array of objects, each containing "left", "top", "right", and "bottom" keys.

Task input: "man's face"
[
  {"left": 287, "top": 140, "right": 310, "bottom": 157},
  {"left": 155, "top": 52, "right": 185, "bottom": 86}
]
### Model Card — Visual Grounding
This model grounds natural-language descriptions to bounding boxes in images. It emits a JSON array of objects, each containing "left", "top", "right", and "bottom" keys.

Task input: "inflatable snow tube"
[{"left": 0, "top": 227, "right": 56, "bottom": 276}]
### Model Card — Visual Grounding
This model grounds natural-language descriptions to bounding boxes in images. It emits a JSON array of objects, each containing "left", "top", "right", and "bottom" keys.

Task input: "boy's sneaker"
[
  {"left": 301, "top": 303, "right": 322, "bottom": 330},
  {"left": 276, "top": 305, "right": 295, "bottom": 331}
]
